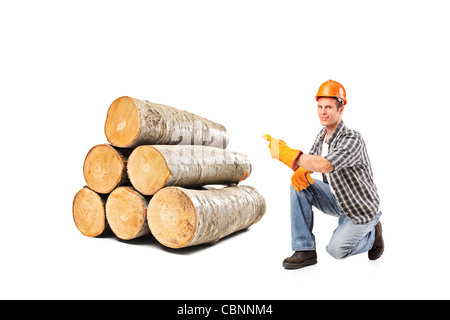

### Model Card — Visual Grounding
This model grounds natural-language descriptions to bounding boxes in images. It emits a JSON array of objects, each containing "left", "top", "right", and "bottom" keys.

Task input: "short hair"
[
  {"left": 335, "top": 98, "right": 344, "bottom": 109},
  {"left": 317, "top": 96, "right": 344, "bottom": 109}
]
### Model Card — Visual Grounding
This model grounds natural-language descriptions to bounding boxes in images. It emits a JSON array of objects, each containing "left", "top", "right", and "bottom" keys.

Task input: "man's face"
[{"left": 317, "top": 97, "right": 344, "bottom": 128}]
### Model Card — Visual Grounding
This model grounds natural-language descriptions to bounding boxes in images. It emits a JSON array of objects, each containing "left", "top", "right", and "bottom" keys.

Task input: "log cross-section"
[
  {"left": 73, "top": 187, "right": 110, "bottom": 237},
  {"left": 105, "top": 187, "right": 151, "bottom": 240},
  {"left": 83, "top": 144, "right": 131, "bottom": 194}
]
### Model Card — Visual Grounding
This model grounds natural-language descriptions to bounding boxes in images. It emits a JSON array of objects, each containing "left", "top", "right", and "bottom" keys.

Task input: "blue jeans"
[{"left": 290, "top": 179, "right": 381, "bottom": 259}]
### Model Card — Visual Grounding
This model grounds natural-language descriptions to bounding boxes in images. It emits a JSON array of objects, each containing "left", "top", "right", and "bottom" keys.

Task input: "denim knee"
[
  {"left": 290, "top": 184, "right": 309, "bottom": 199},
  {"left": 326, "top": 242, "right": 353, "bottom": 260}
]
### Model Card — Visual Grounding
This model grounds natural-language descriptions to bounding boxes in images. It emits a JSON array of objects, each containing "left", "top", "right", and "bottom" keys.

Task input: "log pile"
[{"left": 73, "top": 96, "right": 266, "bottom": 249}]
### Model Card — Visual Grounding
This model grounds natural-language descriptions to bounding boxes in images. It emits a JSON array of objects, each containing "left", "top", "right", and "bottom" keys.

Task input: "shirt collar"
[{"left": 320, "top": 120, "right": 346, "bottom": 143}]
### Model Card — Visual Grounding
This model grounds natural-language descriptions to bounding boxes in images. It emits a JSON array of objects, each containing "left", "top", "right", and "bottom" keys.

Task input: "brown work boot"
[
  {"left": 282, "top": 250, "right": 317, "bottom": 269},
  {"left": 368, "top": 222, "right": 384, "bottom": 260}
]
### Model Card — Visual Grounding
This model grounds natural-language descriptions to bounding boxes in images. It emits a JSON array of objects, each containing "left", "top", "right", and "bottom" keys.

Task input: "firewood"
[
  {"left": 105, "top": 186, "right": 151, "bottom": 240},
  {"left": 104, "top": 96, "right": 229, "bottom": 149},
  {"left": 73, "top": 187, "right": 110, "bottom": 237},
  {"left": 83, "top": 144, "right": 131, "bottom": 194},
  {"left": 147, "top": 185, "right": 266, "bottom": 248},
  {"left": 127, "top": 145, "right": 251, "bottom": 195}
]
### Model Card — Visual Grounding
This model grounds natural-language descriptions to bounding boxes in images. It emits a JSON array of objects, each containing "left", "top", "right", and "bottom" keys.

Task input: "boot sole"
[{"left": 283, "top": 258, "right": 317, "bottom": 270}]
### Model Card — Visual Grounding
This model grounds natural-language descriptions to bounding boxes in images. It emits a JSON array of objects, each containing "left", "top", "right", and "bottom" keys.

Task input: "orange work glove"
[
  {"left": 291, "top": 167, "right": 314, "bottom": 191},
  {"left": 262, "top": 134, "right": 303, "bottom": 170}
]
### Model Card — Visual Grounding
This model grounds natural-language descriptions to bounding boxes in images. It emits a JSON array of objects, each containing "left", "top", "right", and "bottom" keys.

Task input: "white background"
[{"left": 1, "top": 0, "right": 449, "bottom": 299}]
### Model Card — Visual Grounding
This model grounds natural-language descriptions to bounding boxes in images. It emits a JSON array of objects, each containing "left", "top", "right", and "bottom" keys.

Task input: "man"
[{"left": 263, "top": 80, "right": 383, "bottom": 269}]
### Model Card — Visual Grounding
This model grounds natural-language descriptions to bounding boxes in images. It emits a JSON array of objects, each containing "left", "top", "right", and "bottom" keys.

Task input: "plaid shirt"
[{"left": 309, "top": 121, "right": 380, "bottom": 224}]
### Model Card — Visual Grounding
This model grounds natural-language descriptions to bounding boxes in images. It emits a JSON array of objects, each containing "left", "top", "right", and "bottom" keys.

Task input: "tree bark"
[
  {"left": 73, "top": 187, "right": 110, "bottom": 237},
  {"left": 104, "top": 96, "right": 229, "bottom": 149},
  {"left": 127, "top": 145, "right": 251, "bottom": 195},
  {"left": 105, "top": 186, "right": 151, "bottom": 240},
  {"left": 83, "top": 144, "right": 132, "bottom": 194},
  {"left": 147, "top": 185, "right": 266, "bottom": 248}
]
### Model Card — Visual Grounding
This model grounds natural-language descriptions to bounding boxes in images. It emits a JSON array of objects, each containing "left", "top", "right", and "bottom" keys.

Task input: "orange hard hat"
[{"left": 315, "top": 80, "right": 347, "bottom": 105}]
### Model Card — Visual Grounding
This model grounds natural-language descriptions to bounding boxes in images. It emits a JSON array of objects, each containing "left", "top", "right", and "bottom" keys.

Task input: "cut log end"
[
  {"left": 147, "top": 187, "right": 197, "bottom": 248},
  {"left": 105, "top": 187, "right": 150, "bottom": 240},
  {"left": 127, "top": 145, "right": 170, "bottom": 195},
  {"left": 83, "top": 144, "right": 126, "bottom": 194},
  {"left": 73, "top": 187, "right": 108, "bottom": 237},
  {"left": 104, "top": 96, "right": 140, "bottom": 148}
]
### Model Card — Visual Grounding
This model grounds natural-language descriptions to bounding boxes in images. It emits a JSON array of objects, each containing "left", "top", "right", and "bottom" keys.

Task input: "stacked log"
[
  {"left": 104, "top": 96, "right": 229, "bottom": 148},
  {"left": 105, "top": 186, "right": 151, "bottom": 240},
  {"left": 127, "top": 145, "right": 251, "bottom": 195},
  {"left": 148, "top": 185, "right": 266, "bottom": 248},
  {"left": 73, "top": 96, "right": 265, "bottom": 249},
  {"left": 83, "top": 144, "right": 131, "bottom": 194},
  {"left": 73, "top": 187, "right": 110, "bottom": 237}
]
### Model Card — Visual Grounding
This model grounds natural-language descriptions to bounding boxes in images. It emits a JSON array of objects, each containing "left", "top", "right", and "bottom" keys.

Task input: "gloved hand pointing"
[{"left": 262, "top": 134, "right": 303, "bottom": 171}]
